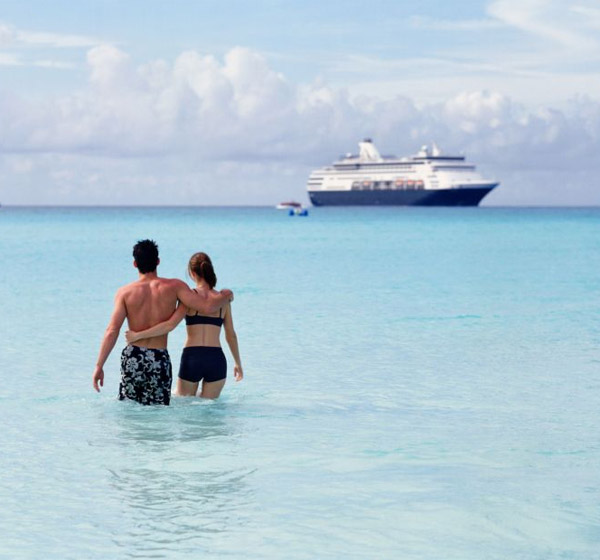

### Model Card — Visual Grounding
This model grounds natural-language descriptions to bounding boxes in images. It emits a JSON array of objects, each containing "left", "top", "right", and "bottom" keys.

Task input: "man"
[{"left": 92, "top": 239, "right": 232, "bottom": 405}]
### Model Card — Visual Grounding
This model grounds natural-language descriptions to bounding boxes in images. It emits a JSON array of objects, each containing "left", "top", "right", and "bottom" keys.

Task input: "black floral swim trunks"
[{"left": 119, "top": 345, "right": 172, "bottom": 406}]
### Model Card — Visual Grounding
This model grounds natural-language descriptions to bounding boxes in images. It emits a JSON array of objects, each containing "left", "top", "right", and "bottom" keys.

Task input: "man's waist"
[{"left": 125, "top": 344, "right": 169, "bottom": 354}]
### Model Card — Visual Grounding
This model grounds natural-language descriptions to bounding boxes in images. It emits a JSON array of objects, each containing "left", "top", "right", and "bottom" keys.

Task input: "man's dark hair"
[{"left": 133, "top": 239, "right": 159, "bottom": 273}]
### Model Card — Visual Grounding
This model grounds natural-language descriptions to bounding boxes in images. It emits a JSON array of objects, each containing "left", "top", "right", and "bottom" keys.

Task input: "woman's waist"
[
  {"left": 183, "top": 340, "right": 222, "bottom": 349},
  {"left": 182, "top": 345, "right": 224, "bottom": 354}
]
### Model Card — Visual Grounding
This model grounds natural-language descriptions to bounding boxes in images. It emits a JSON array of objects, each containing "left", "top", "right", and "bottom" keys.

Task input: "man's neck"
[{"left": 138, "top": 271, "right": 158, "bottom": 281}]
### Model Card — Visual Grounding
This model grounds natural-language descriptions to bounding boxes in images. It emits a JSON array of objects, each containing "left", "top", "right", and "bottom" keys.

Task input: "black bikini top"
[{"left": 185, "top": 290, "right": 224, "bottom": 327}]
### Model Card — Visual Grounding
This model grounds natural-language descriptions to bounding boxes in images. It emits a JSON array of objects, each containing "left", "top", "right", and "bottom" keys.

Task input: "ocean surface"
[{"left": 1, "top": 206, "right": 600, "bottom": 559}]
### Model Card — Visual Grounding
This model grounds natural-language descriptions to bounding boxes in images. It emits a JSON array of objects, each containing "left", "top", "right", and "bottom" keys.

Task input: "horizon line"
[{"left": 2, "top": 204, "right": 600, "bottom": 209}]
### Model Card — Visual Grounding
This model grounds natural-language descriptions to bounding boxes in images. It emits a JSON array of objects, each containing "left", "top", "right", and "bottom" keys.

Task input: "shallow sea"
[{"left": 1, "top": 206, "right": 600, "bottom": 559}]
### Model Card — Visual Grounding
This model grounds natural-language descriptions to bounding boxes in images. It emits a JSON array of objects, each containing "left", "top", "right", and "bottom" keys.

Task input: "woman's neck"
[{"left": 195, "top": 279, "right": 209, "bottom": 290}]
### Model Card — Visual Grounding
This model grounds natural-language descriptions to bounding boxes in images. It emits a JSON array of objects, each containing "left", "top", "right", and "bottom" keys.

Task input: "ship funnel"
[
  {"left": 417, "top": 145, "right": 430, "bottom": 157},
  {"left": 432, "top": 142, "right": 442, "bottom": 156},
  {"left": 358, "top": 139, "right": 382, "bottom": 161}
]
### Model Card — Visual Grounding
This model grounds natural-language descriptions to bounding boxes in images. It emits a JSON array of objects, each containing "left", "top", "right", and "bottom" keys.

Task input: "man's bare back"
[{"left": 120, "top": 277, "right": 183, "bottom": 349}]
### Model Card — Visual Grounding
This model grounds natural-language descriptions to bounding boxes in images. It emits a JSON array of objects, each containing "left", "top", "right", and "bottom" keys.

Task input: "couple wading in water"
[{"left": 92, "top": 240, "right": 243, "bottom": 405}]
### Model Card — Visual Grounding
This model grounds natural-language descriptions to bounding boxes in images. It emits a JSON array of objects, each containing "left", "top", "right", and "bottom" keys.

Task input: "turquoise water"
[{"left": 1, "top": 206, "right": 600, "bottom": 559}]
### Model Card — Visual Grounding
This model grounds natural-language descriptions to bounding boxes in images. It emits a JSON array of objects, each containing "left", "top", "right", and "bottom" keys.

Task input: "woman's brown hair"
[{"left": 188, "top": 252, "right": 217, "bottom": 289}]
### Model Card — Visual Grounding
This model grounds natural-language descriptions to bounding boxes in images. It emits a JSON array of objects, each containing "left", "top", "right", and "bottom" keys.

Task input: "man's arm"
[
  {"left": 92, "top": 290, "right": 127, "bottom": 392},
  {"left": 176, "top": 281, "right": 233, "bottom": 314}
]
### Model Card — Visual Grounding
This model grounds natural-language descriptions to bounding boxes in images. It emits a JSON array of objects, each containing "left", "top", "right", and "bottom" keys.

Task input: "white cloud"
[
  {"left": 8, "top": 156, "right": 34, "bottom": 174},
  {"left": 488, "top": 0, "right": 599, "bottom": 50},
  {"left": 0, "top": 52, "right": 20, "bottom": 66},
  {"left": 0, "top": 45, "right": 599, "bottom": 205},
  {"left": 16, "top": 30, "right": 101, "bottom": 48},
  {"left": 0, "top": 20, "right": 102, "bottom": 71},
  {"left": 412, "top": 0, "right": 599, "bottom": 55},
  {"left": 34, "top": 59, "right": 75, "bottom": 69},
  {"left": 0, "top": 23, "right": 14, "bottom": 45},
  {"left": 409, "top": 15, "right": 503, "bottom": 31},
  {"left": 0, "top": 20, "right": 102, "bottom": 48},
  {"left": 87, "top": 44, "right": 134, "bottom": 88},
  {"left": 571, "top": 5, "right": 600, "bottom": 29}
]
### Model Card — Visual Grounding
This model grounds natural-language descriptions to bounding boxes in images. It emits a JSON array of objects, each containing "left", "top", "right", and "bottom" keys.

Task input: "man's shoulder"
[
  {"left": 156, "top": 277, "right": 187, "bottom": 290},
  {"left": 116, "top": 281, "right": 138, "bottom": 297}
]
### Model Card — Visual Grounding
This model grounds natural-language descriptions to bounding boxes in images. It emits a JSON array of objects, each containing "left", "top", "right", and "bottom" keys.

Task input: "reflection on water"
[{"left": 105, "top": 398, "right": 255, "bottom": 556}]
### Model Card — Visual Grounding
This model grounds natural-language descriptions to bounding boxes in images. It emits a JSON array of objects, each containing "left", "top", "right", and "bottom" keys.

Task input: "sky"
[{"left": 0, "top": 0, "right": 599, "bottom": 205}]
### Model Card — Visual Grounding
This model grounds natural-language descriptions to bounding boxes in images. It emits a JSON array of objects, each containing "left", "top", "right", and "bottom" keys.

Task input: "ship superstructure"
[{"left": 307, "top": 139, "right": 498, "bottom": 206}]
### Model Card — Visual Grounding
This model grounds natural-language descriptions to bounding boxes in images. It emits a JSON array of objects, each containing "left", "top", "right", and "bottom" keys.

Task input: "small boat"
[
  {"left": 276, "top": 201, "right": 302, "bottom": 210},
  {"left": 288, "top": 206, "right": 309, "bottom": 217}
]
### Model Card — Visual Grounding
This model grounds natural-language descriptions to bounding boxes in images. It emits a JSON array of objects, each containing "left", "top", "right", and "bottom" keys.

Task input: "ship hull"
[{"left": 308, "top": 187, "right": 495, "bottom": 207}]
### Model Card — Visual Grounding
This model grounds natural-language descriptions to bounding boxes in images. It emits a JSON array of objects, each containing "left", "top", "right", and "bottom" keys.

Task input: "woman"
[{"left": 126, "top": 252, "right": 243, "bottom": 399}]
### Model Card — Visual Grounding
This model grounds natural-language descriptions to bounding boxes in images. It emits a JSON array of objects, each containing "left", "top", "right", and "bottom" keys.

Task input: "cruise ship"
[{"left": 307, "top": 139, "right": 498, "bottom": 206}]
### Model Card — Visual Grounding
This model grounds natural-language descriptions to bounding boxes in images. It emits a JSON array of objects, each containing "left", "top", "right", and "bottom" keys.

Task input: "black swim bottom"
[
  {"left": 119, "top": 345, "right": 172, "bottom": 406},
  {"left": 178, "top": 346, "right": 227, "bottom": 384}
]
